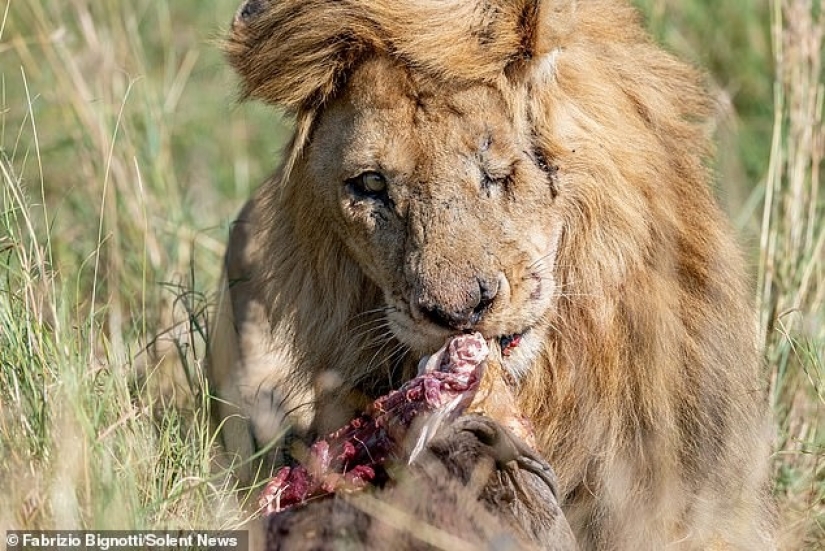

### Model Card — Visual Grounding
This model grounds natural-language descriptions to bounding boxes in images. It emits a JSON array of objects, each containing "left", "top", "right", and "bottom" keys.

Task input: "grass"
[
  {"left": 759, "top": 1, "right": 825, "bottom": 546},
  {"left": 0, "top": 0, "right": 272, "bottom": 530},
  {"left": 0, "top": 0, "right": 822, "bottom": 546}
]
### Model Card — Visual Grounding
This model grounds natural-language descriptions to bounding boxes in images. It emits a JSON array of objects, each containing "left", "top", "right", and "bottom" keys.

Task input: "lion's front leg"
[{"left": 207, "top": 202, "right": 314, "bottom": 486}]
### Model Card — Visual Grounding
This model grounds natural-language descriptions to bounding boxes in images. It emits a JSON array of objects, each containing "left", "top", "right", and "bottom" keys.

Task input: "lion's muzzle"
[{"left": 412, "top": 273, "right": 500, "bottom": 331}]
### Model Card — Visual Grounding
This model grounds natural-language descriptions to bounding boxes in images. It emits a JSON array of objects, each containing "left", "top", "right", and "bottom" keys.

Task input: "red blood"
[{"left": 501, "top": 334, "right": 522, "bottom": 357}]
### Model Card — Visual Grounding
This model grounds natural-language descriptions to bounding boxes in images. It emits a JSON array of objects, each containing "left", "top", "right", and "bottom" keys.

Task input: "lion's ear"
[
  {"left": 225, "top": 0, "right": 384, "bottom": 111},
  {"left": 380, "top": 1, "right": 583, "bottom": 81},
  {"left": 371, "top": 0, "right": 542, "bottom": 82}
]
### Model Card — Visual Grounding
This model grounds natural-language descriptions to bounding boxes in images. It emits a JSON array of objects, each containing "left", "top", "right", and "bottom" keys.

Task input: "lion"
[{"left": 208, "top": 0, "right": 777, "bottom": 548}]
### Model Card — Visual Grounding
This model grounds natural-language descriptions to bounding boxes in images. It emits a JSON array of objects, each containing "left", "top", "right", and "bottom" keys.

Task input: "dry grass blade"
[{"left": 759, "top": 0, "right": 825, "bottom": 547}]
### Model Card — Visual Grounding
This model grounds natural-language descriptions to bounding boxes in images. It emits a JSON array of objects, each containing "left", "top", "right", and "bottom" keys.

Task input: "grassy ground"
[{"left": 1, "top": 0, "right": 822, "bottom": 547}]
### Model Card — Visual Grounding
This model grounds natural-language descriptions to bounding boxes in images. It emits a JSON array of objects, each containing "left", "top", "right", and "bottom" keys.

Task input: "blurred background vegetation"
[{"left": 0, "top": 0, "right": 822, "bottom": 547}]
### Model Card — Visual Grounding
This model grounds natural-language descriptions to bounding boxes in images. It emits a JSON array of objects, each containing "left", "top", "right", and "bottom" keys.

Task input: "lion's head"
[{"left": 225, "top": 0, "right": 719, "bottom": 383}]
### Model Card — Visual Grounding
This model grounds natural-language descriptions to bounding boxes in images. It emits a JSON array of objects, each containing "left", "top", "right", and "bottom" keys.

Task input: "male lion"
[{"left": 209, "top": 0, "right": 776, "bottom": 548}]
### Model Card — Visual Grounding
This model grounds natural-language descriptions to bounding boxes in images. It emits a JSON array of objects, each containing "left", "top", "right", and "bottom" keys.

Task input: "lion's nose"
[{"left": 416, "top": 277, "right": 498, "bottom": 331}]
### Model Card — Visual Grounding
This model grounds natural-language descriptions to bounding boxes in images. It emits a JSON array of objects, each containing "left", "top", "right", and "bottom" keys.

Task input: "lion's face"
[{"left": 304, "top": 58, "right": 562, "bottom": 373}]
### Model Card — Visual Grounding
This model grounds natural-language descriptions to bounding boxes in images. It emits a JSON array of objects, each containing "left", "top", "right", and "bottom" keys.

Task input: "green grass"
[
  {"left": 1, "top": 0, "right": 822, "bottom": 547},
  {"left": 0, "top": 0, "right": 268, "bottom": 530},
  {"left": 636, "top": 0, "right": 775, "bottom": 207}
]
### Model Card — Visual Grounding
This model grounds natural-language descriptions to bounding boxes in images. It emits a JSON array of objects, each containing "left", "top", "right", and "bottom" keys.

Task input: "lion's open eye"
[{"left": 348, "top": 171, "right": 389, "bottom": 201}]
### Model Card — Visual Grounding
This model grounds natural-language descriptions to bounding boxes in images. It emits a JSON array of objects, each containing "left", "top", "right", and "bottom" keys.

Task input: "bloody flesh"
[{"left": 259, "top": 333, "right": 490, "bottom": 514}]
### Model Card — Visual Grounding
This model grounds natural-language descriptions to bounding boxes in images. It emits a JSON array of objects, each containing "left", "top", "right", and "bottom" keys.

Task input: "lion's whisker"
[
  {"left": 347, "top": 306, "right": 393, "bottom": 323},
  {"left": 349, "top": 318, "right": 393, "bottom": 342}
]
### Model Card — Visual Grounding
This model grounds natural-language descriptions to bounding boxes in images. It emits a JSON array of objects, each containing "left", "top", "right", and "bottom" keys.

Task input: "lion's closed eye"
[{"left": 481, "top": 164, "right": 516, "bottom": 197}]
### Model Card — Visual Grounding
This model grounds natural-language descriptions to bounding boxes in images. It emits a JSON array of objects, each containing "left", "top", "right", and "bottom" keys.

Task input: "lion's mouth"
[
  {"left": 389, "top": 302, "right": 532, "bottom": 367},
  {"left": 498, "top": 333, "right": 523, "bottom": 356},
  {"left": 493, "top": 328, "right": 539, "bottom": 379}
]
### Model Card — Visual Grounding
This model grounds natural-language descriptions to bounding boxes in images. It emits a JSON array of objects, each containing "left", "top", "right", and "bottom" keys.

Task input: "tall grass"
[
  {"left": 759, "top": 0, "right": 825, "bottom": 547},
  {"left": 0, "top": 0, "right": 269, "bottom": 530},
  {"left": 1, "top": 132, "right": 236, "bottom": 530},
  {"left": 0, "top": 0, "right": 822, "bottom": 546}
]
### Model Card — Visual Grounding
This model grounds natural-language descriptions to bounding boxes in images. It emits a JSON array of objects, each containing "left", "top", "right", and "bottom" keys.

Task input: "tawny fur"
[{"left": 209, "top": 0, "right": 777, "bottom": 549}]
